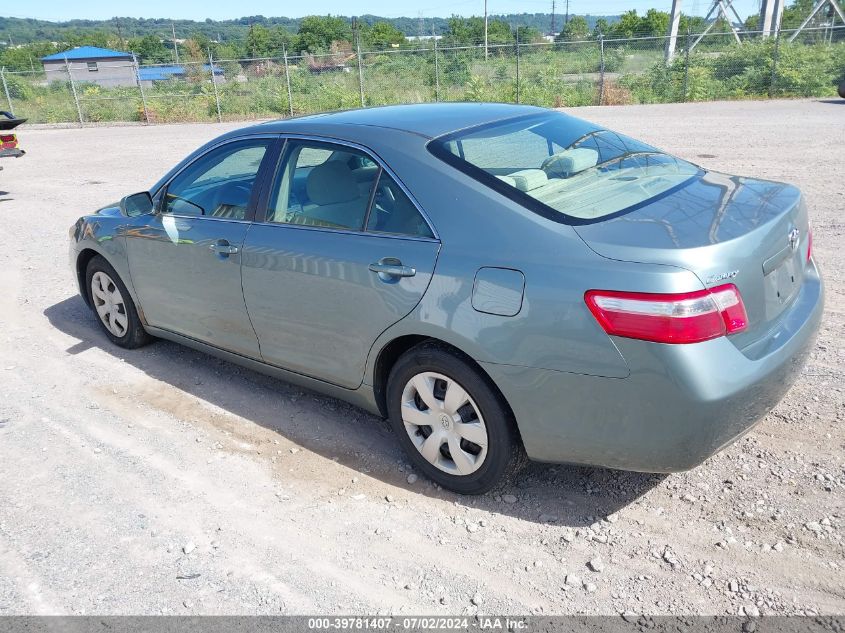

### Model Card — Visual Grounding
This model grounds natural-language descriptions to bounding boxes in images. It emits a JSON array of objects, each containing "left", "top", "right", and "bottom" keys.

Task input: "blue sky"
[{"left": 7, "top": 0, "right": 763, "bottom": 22}]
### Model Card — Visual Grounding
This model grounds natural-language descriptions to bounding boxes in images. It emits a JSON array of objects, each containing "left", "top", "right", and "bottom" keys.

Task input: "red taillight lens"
[
  {"left": 585, "top": 283, "right": 748, "bottom": 344},
  {"left": 806, "top": 226, "right": 813, "bottom": 262},
  {"left": 0, "top": 134, "right": 15, "bottom": 143}
]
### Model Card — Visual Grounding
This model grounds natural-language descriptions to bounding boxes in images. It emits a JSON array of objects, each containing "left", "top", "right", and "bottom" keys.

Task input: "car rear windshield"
[{"left": 427, "top": 113, "right": 701, "bottom": 224}]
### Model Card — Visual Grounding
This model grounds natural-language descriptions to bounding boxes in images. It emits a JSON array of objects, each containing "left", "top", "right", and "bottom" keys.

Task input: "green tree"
[
  {"left": 593, "top": 18, "right": 610, "bottom": 37},
  {"left": 679, "top": 15, "right": 708, "bottom": 34},
  {"left": 557, "top": 16, "right": 590, "bottom": 41},
  {"left": 0, "top": 41, "right": 57, "bottom": 71},
  {"left": 293, "top": 15, "right": 352, "bottom": 54},
  {"left": 362, "top": 21, "right": 404, "bottom": 49},
  {"left": 245, "top": 24, "right": 272, "bottom": 56},
  {"left": 444, "top": 16, "right": 514, "bottom": 46},
  {"left": 782, "top": 0, "right": 817, "bottom": 29},
  {"left": 514, "top": 25, "right": 542, "bottom": 43},
  {"left": 445, "top": 16, "right": 483, "bottom": 44},
  {"left": 487, "top": 20, "right": 513, "bottom": 44},
  {"left": 610, "top": 10, "right": 643, "bottom": 38},
  {"left": 128, "top": 34, "right": 171, "bottom": 63},
  {"left": 641, "top": 9, "right": 670, "bottom": 37}
]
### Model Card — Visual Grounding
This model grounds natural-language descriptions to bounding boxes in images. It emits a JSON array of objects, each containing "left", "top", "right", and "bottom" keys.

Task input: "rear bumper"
[
  {"left": 482, "top": 262, "right": 824, "bottom": 472},
  {"left": 0, "top": 148, "right": 24, "bottom": 159}
]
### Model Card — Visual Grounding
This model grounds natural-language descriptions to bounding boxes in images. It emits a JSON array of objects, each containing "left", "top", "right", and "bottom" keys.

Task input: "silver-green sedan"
[{"left": 68, "top": 104, "right": 823, "bottom": 494}]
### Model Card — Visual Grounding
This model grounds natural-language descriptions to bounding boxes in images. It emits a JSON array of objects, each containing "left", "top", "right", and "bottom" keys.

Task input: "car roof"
[{"left": 247, "top": 103, "right": 549, "bottom": 140}]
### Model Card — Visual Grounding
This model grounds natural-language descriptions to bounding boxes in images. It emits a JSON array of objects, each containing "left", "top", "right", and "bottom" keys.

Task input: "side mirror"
[{"left": 119, "top": 191, "right": 154, "bottom": 217}]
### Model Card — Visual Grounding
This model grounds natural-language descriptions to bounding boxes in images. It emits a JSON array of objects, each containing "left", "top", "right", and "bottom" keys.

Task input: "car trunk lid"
[{"left": 573, "top": 171, "right": 810, "bottom": 349}]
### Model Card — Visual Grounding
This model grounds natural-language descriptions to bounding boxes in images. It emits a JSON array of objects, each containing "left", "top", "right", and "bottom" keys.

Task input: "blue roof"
[
  {"left": 42, "top": 46, "right": 133, "bottom": 61},
  {"left": 138, "top": 64, "right": 224, "bottom": 81}
]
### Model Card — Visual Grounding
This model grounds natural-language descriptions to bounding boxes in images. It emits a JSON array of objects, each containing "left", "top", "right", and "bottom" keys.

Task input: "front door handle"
[
  {"left": 369, "top": 258, "right": 416, "bottom": 278},
  {"left": 209, "top": 241, "right": 239, "bottom": 256}
]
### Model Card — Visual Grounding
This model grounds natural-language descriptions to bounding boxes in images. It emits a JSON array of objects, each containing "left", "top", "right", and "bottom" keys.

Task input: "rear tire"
[
  {"left": 85, "top": 255, "right": 151, "bottom": 349},
  {"left": 386, "top": 342, "right": 524, "bottom": 494},
  {"left": 839, "top": 81, "right": 845, "bottom": 99}
]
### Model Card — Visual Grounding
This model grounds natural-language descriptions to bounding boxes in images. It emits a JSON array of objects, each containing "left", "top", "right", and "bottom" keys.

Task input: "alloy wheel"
[{"left": 400, "top": 371, "right": 488, "bottom": 476}]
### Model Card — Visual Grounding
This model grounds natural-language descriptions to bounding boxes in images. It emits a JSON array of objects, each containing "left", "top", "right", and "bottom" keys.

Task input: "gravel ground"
[{"left": 0, "top": 98, "right": 842, "bottom": 616}]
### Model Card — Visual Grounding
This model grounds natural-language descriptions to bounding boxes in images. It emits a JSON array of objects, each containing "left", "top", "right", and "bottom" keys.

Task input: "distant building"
[
  {"left": 138, "top": 65, "right": 224, "bottom": 88},
  {"left": 41, "top": 46, "right": 136, "bottom": 87}
]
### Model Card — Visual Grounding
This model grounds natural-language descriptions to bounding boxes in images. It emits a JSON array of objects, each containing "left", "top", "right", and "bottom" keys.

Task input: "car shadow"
[
  {"left": 816, "top": 98, "right": 845, "bottom": 105},
  {"left": 44, "top": 295, "right": 664, "bottom": 527}
]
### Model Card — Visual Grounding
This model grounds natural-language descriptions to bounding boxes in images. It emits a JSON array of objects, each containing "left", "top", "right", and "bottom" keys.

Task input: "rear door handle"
[
  {"left": 369, "top": 259, "right": 416, "bottom": 278},
  {"left": 209, "top": 241, "right": 239, "bottom": 255}
]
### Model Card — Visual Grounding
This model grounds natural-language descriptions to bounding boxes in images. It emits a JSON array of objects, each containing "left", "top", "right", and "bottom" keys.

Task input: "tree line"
[{"left": 0, "top": 2, "right": 827, "bottom": 72}]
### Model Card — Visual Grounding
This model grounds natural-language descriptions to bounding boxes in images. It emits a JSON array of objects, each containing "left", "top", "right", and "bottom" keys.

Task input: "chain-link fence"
[{"left": 2, "top": 24, "right": 843, "bottom": 126}]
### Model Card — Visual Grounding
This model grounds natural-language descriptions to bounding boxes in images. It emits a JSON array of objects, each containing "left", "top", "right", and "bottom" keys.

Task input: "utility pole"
[
  {"left": 114, "top": 18, "right": 126, "bottom": 50},
  {"left": 564, "top": 0, "right": 570, "bottom": 26},
  {"left": 171, "top": 22, "right": 180, "bottom": 64},
  {"left": 551, "top": 0, "right": 556, "bottom": 36},
  {"left": 484, "top": 0, "right": 488, "bottom": 60}
]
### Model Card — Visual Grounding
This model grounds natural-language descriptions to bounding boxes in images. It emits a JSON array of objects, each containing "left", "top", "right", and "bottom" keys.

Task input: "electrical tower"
[
  {"left": 788, "top": 0, "right": 845, "bottom": 41},
  {"left": 758, "top": 0, "right": 785, "bottom": 35},
  {"left": 665, "top": 0, "right": 748, "bottom": 61}
]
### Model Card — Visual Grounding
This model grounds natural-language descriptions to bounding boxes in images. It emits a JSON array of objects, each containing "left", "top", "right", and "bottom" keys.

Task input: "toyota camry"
[{"left": 68, "top": 103, "right": 823, "bottom": 494}]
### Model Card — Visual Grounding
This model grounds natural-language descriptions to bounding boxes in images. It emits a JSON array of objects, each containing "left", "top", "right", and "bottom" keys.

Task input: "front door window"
[{"left": 163, "top": 139, "right": 272, "bottom": 220}]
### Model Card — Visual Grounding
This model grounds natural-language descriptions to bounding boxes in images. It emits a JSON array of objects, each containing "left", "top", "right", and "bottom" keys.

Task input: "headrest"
[
  {"left": 541, "top": 148, "right": 599, "bottom": 178},
  {"left": 306, "top": 161, "right": 359, "bottom": 205},
  {"left": 507, "top": 168, "right": 548, "bottom": 192}
]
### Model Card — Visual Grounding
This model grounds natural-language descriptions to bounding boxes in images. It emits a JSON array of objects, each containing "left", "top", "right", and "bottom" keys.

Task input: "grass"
[{"left": 5, "top": 39, "right": 843, "bottom": 124}]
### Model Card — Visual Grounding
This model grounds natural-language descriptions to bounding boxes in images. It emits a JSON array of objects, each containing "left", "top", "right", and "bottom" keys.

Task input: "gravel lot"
[{"left": 0, "top": 99, "right": 842, "bottom": 616}]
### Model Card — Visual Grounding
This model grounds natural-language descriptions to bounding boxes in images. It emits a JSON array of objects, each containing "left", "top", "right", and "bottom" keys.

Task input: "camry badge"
[
  {"left": 705, "top": 270, "right": 739, "bottom": 285},
  {"left": 788, "top": 228, "right": 800, "bottom": 251}
]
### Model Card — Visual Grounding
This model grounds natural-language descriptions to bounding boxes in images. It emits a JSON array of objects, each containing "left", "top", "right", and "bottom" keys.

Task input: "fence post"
[
  {"left": 769, "top": 26, "right": 780, "bottom": 98},
  {"left": 208, "top": 50, "right": 222, "bottom": 122},
  {"left": 682, "top": 27, "right": 691, "bottom": 102},
  {"left": 133, "top": 54, "right": 150, "bottom": 124},
  {"left": 64, "top": 56, "right": 84, "bottom": 126},
  {"left": 433, "top": 37, "right": 440, "bottom": 103},
  {"left": 282, "top": 45, "right": 294, "bottom": 117},
  {"left": 598, "top": 32, "right": 605, "bottom": 106},
  {"left": 355, "top": 29, "right": 365, "bottom": 108},
  {"left": 0, "top": 67, "right": 13, "bottom": 116},
  {"left": 515, "top": 28, "right": 521, "bottom": 104}
]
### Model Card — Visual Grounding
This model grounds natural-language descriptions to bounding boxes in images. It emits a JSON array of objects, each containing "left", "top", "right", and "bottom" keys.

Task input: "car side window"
[
  {"left": 267, "top": 141, "right": 378, "bottom": 231},
  {"left": 365, "top": 171, "right": 434, "bottom": 239},
  {"left": 163, "top": 139, "right": 271, "bottom": 220}
]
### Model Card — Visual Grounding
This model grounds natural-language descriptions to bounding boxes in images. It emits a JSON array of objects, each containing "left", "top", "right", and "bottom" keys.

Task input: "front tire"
[
  {"left": 85, "top": 255, "right": 151, "bottom": 349},
  {"left": 386, "top": 342, "right": 524, "bottom": 494}
]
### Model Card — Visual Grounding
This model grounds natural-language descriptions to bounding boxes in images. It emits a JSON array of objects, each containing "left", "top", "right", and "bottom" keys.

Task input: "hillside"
[{"left": 0, "top": 13, "right": 620, "bottom": 45}]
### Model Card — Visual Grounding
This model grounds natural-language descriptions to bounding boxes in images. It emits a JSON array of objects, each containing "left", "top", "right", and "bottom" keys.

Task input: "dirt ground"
[{"left": 0, "top": 98, "right": 842, "bottom": 616}]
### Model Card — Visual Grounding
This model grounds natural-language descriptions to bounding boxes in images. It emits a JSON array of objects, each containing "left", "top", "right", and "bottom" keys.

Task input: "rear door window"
[
  {"left": 266, "top": 140, "right": 434, "bottom": 238},
  {"left": 266, "top": 140, "right": 378, "bottom": 230}
]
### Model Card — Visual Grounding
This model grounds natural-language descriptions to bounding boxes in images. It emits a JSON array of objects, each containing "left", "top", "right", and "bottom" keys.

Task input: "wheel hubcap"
[
  {"left": 91, "top": 271, "right": 128, "bottom": 337},
  {"left": 401, "top": 371, "right": 488, "bottom": 476}
]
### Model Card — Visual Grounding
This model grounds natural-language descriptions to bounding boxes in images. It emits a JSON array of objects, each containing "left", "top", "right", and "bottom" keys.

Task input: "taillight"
[
  {"left": 0, "top": 134, "right": 14, "bottom": 143},
  {"left": 584, "top": 283, "right": 748, "bottom": 344},
  {"left": 806, "top": 226, "right": 813, "bottom": 262}
]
